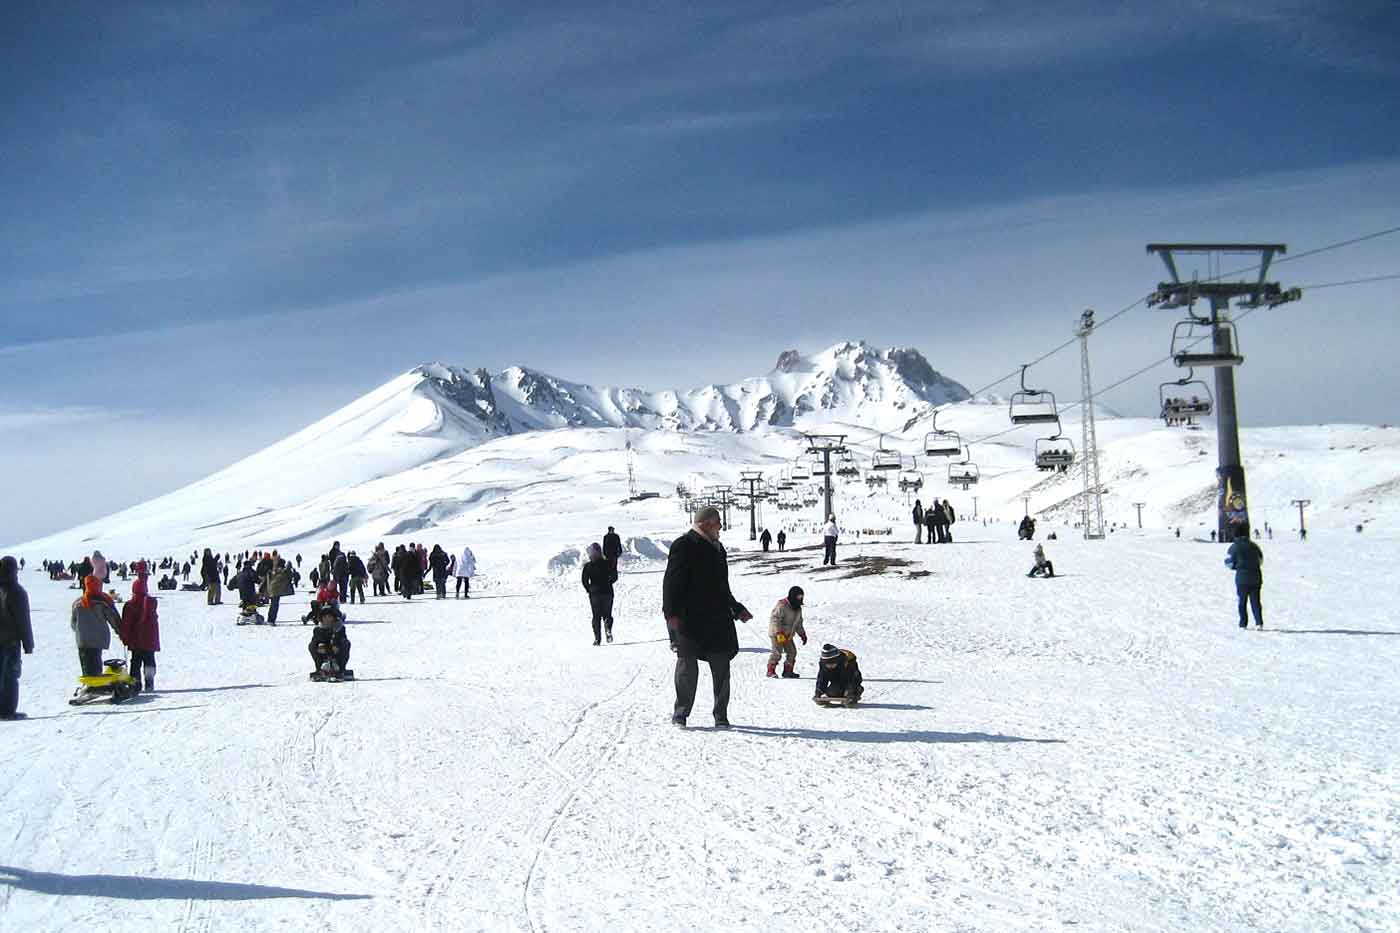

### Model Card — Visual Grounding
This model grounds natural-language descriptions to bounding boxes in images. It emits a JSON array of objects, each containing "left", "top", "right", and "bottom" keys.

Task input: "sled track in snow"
[{"left": 521, "top": 666, "right": 645, "bottom": 933}]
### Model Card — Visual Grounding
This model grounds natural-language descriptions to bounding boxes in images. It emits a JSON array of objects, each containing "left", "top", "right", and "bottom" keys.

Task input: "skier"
[
  {"left": 912, "top": 499, "right": 924, "bottom": 544},
  {"left": 759, "top": 528, "right": 772, "bottom": 552},
  {"left": 1225, "top": 525, "right": 1264, "bottom": 629},
  {"left": 0, "top": 556, "right": 36, "bottom": 720},
  {"left": 455, "top": 544, "right": 476, "bottom": 598},
  {"left": 118, "top": 576, "right": 160, "bottom": 692},
  {"left": 776, "top": 530, "right": 786, "bottom": 552},
  {"left": 821, "top": 515, "right": 840, "bottom": 566},
  {"left": 581, "top": 543, "right": 617, "bottom": 645},
  {"left": 1027, "top": 543, "right": 1055, "bottom": 578},
  {"left": 814, "top": 643, "right": 864, "bottom": 705},
  {"left": 766, "top": 586, "right": 807, "bottom": 678},
  {"left": 307, "top": 605, "right": 352, "bottom": 681},
  {"left": 429, "top": 545, "right": 451, "bottom": 599},
  {"left": 602, "top": 526, "right": 623, "bottom": 574}
]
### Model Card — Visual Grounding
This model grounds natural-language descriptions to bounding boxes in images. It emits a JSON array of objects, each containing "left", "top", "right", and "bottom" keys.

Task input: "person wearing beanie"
[
  {"left": 582, "top": 542, "right": 617, "bottom": 645},
  {"left": 662, "top": 505, "right": 753, "bottom": 728},
  {"left": 0, "top": 556, "right": 36, "bottom": 719},
  {"left": 119, "top": 576, "right": 160, "bottom": 692},
  {"left": 71, "top": 575, "right": 120, "bottom": 677},
  {"left": 767, "top": 586, "right": 807, "bottom": 678},
  {"left": 814, "top": 643, "right": 864, "bottom": 705}
]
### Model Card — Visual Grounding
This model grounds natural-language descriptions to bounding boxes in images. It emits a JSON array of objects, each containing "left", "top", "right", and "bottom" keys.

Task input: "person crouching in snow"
[
  {"left": 303, "top": 579, "right": 342, "bottom": 625},
  {"left": 814, "top": 643, "right": 863, "bottom": 704},
  {"left": 308, "top": 606, "right": 351, "bottom": 679},
  {"left": 118, "top": 576, "right": 160, "bottom": 692},
  {"left": 767, "top": 586, "right": 807, "bottom": 678},
  {"left": 1027, "top": 543, "right": 1055, "bottom": 578}
]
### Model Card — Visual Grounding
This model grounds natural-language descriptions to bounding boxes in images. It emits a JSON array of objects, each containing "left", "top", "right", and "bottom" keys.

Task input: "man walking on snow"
[
  {"left": 821, "top": 515, "right": 840, "bottom": 566},
  {"left": 602, "top": 526, "right": 623, "bottom": 575},
  {"left": 663, "top": 506, "right": 752, "bottom": 729}
]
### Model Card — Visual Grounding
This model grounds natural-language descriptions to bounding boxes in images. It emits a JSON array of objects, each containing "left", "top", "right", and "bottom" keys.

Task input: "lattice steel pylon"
[
  {"left": 625, "top": 434, "right": 638, "bottom": 499},
  {"left": 1076, "top": 309, "right": 1106, "bottom": 540}
]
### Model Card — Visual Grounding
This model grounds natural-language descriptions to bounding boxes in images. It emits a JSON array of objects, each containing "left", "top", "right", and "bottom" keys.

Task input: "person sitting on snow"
[
  {"left": 767, "top": 586, "right": 808, "bottom": 678},
  {"left": 1028, "top": 543, "right": 1055, "bottom": 578},
  {"left": 308, "top": 605, "right": 351, "bottom": 679},
  {"left": 302, "top": 579, "right": 342, "bottom": 625},
  {"left": 814, "top": 643, "right": 863, "bottom": 704}
]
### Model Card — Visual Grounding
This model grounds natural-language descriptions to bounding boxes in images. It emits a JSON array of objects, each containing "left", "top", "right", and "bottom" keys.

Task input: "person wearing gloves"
[
  {"left": 767, "top": 585, "right": 808, "bottom": 678},
  {"left": 821, "top": 515, "right": 840, "bottom": 566},
  {"left": 814, "top": 643, "right": 864, "bottom": 705}
]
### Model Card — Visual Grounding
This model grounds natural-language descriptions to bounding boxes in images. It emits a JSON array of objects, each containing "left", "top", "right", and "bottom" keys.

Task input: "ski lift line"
[
  {"left": 1205, "top": 225, "right": 1400, "bottom": 283},
  {"left": 1294, "top": 272, "right": 1400, "bottom": 290}
]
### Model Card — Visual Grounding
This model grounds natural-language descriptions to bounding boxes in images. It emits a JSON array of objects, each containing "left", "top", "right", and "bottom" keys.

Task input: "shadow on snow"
[
  {"left": 0, "top": 865, "right": 372, "bottom": 902},
  {"left": 1270, "top": 628, "right": 1400, "bottom": 636},
  {"left": 733, "top": 726, "right": 1064, "bottom": 745}
]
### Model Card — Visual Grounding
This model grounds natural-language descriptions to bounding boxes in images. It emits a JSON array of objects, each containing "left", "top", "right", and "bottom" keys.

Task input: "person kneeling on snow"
[
  {"left": 814, "top": 643, "right": 863, "bottom": 704},
  {"left": 302, "top": 580, "right": 342, "bottom": 625},
  {"left": 767, "top": 586, "right": 807, "bottom": 678},
  {"left": 1027, "top": 543, "right": 1055, "bottom": 578},
  {"left": 308, "top": 607, "right": 351, "bottom": 678}
]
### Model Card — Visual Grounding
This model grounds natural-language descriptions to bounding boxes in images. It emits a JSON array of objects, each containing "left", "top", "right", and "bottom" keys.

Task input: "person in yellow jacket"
[{"left": 767, "top": 586, "right": 808, "bottom": 678}]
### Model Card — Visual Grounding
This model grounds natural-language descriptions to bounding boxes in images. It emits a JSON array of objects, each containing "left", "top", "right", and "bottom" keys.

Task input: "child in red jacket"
[{"left": 119, "top": 577, "right": 161, "bottom": 692}]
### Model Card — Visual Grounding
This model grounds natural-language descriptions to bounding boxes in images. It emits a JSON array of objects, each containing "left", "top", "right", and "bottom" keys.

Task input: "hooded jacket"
[
  {"left": 119, "top": 578, "right": 161, "bottom": 652},
  {"left": 768, "top": 597, "right": 806, "bottom": 641},
  {"left": 456, "top": 547, "right": 476, "bottom": 578},
  {"left": 0, "top": 556, "right": 35, "bottom": 652},
  {"left": 71, "top": 578, "right": 120, "bottom": 650}
]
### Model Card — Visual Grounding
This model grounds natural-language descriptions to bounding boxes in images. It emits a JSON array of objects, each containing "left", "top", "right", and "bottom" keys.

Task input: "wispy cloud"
[{"left": 0, "top": 407, "right": 136, "bottom": 431}]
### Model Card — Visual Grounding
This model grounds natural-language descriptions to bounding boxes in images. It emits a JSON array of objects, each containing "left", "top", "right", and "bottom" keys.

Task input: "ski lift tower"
[
  {"left": 1075, "top": 309, "right": 1106, "bottom": 540},
  {"left": 802, "top": 433, "right": 848, "bottom": 521},
  {"left": 1146, "top": 243, "right": 1301, "bottom": 542},
  {"left": 624, "top": 434, "right": 638, "bottom": 499},
  {"left": 737, "top": 470, "right": 769, "bottom": 541}
]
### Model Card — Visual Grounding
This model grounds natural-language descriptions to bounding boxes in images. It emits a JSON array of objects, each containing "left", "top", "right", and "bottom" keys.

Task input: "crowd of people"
[{"left": 912, "top": 498, "right": 957, "bottom": 543}]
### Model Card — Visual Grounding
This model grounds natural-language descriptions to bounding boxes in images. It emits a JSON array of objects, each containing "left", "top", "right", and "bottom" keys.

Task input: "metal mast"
[
  {"left": 802, "top": 433, "right": 848, "bottom": 521},
  {"left": 1076, "top": 309, "right": 1106, "bottom": 540},
  {"left": 624, "top": 434, "right": 638, "bottom": 500}
]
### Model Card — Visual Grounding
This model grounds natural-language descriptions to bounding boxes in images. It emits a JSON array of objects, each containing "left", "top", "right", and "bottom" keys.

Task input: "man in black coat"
[
  {"left": 602, "top": 527, "right": 623, "bottom": 574},
  {"left": 662, "top": 506, "right": 752, "bottom": 729},
  {"left": 332, "top": 551, "right": 351, "bottom": 603},
  {"left": 0, "top": 556, "right": 36, "bottom": 719}
]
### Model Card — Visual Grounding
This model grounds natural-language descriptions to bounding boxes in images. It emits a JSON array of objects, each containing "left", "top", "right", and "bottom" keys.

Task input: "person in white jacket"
[
  {"left": 455, "top": 546, "right": 477, "bottom": 598},
  {"left": 821, "top": 516, "right": 839, "bottom": 566}
]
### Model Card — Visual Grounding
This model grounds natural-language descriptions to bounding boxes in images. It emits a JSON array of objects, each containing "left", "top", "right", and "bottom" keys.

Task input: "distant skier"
[
  {"left": 766, "top": 586, "right": 807, "bottom": 678},
  {"left": 603, "top": 527, "right": 623, "bottom": 574},
  {"left": 821, "top": 515, "right": 840, "bottom": 566},
  {"left": 1027, "top": 543, "right": 1055, "bottom": 578},
  {"left": 1225, "top": 525, "right": 1264, "bottom": 629},
  {"left": 776, "top": 530, "right": 786, "bottom": 552},
  {"left": 759, "top": 528, "right": 772, "bottom": 552},
  {"left": 581, "top": 543, "right": 617, "bottom": 645},
  {"left": 814, "top": 643, "right": 863, "bottom": 705},
  {"left": 912, "top": 499, "right": 924, "bottom": 544}
]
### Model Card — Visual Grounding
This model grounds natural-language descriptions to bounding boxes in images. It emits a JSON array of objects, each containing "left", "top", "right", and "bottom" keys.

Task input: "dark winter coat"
[
  {"left": 0, "top": 557, "right": 35, "bottom": 652},
  {"left": 581, "top": 557, "right": 617, "bottom": 595},
  {"left": 815, "top": 649, "right": 863, "bottom": 698},
  {"left": 310, "top": 618, "right": 350, "bottom": 654},
  {"left": 662, "top": 529, "right": 748, "bottom": 661},
  {"left": 200, "top": 552, "right": 219, "bottom": 587},
  {"left": 759, "top": 530, "right": 772, "bottom": 546},
  {"left": 332, "top": 553, "right": 350, "bottom": 583},
  {"left": 233, "top": 567, "right": 259, "bottom": 605},
  {"left": 429, "top": 548, "right": 451, "bottom": 580},
  {"left": 602, "top": 532, "right": 623, "bottom": 561},
  {"left": 912, "top": 502, "right": 923, "bottom": 524},
  {"left": 1225, "top": 539, "right": 1264, "bottom": 586},
  {"left": 348, "top": 555, "right": 367, "bottom": 579}
]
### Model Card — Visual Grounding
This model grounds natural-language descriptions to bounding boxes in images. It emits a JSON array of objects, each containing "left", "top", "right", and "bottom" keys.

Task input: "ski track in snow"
[{"left": 2, "top": 524, "right": 1399, "bottom": 931}]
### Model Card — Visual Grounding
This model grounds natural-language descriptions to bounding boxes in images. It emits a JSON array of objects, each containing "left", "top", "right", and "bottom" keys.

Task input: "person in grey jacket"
[
  {"left": 71, "top": 575, "right": 121, "bottom": 676},
  {"left": 1225, "top": 527, "right": 1264, "bottom": 629},
  {"left": 0, "top": 556, "right": 36, "bottom": 719}
]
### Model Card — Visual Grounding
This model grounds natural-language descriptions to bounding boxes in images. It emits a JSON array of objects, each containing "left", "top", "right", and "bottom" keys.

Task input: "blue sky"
[{"left": 3, "top": 0, "right": 1400, "bottom": 544}]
